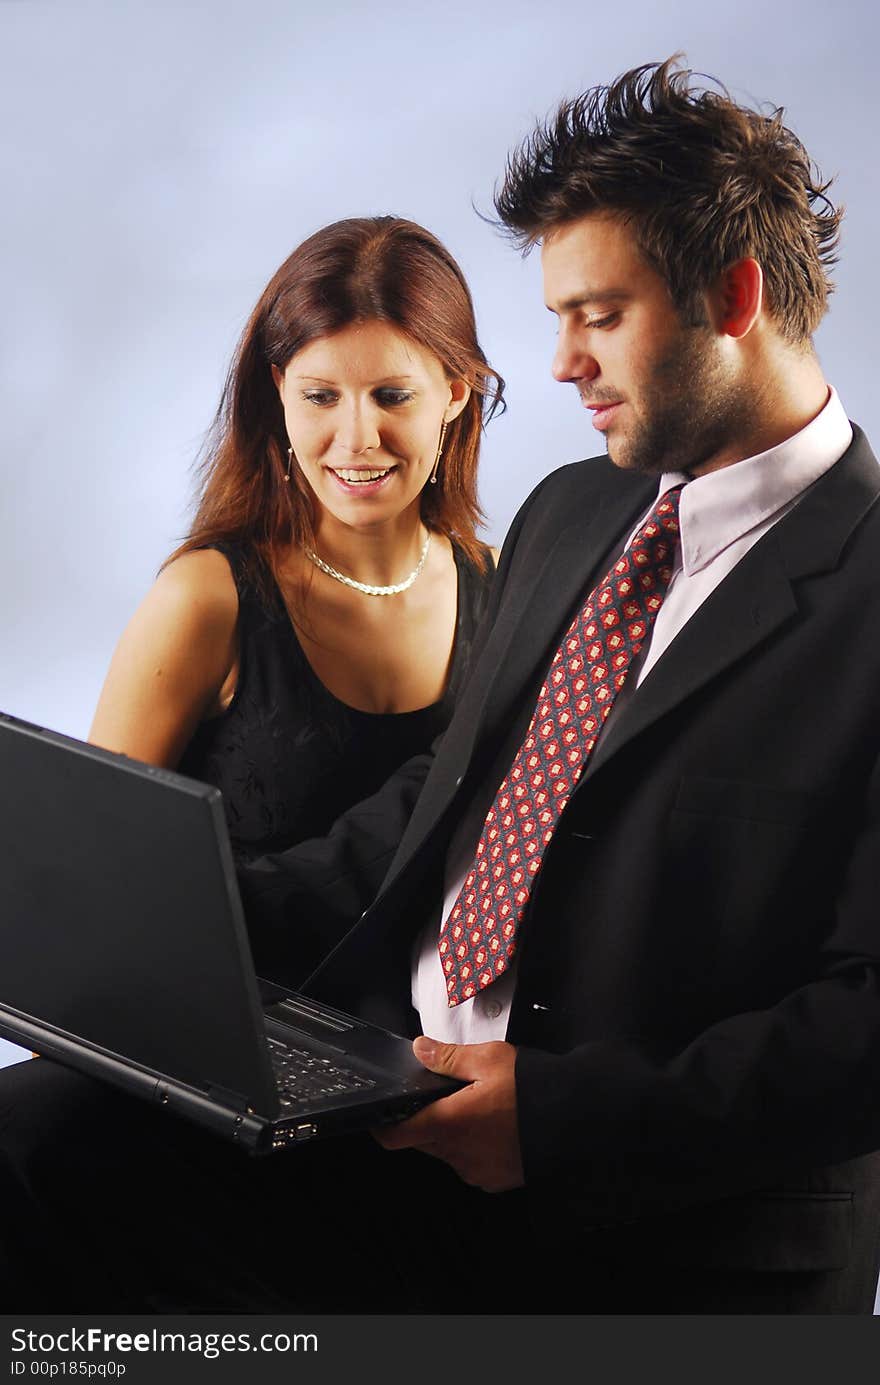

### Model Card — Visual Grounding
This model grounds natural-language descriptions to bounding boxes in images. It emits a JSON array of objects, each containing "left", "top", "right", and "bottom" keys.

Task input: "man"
[
  {"left": 3, "top": 58, "right": 880, "bottom": 1315},
  {"left": 242, "top": 57, "right": 880, "bottom": 1312}
]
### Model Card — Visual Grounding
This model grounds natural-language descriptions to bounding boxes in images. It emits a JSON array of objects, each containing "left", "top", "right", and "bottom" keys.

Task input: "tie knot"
[
  {"left": 648, "top": 482, "right": 684, "bottom": 529},
  {"left": 626, "top": 483, "right": 684, "bottom": 574}
]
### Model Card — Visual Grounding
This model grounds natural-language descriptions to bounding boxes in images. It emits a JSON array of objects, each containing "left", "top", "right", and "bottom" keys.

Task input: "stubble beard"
[{"left": 605, "top": 329, "right": 747, "bottom": 476}]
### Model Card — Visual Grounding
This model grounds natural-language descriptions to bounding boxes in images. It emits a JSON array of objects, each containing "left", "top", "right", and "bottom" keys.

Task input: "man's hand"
[{"left": 374, "top": 1037, "right": 524, "bottom": 1193}]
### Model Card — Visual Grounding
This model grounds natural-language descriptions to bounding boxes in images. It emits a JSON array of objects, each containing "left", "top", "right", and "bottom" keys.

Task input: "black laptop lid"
[{"left": 0, "top": 714, "right": 277, "bottom": 1112}]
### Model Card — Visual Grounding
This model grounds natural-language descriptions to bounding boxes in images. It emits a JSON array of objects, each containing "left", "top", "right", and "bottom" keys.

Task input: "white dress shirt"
[{"left": 412, "top": 388, "right": 854, "bottom": 1044}]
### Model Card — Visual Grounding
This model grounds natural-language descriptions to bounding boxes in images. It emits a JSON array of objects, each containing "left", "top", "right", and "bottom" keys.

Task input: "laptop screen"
[{"left": 0, "top": 715, "right": 276, "bottom": 1111}]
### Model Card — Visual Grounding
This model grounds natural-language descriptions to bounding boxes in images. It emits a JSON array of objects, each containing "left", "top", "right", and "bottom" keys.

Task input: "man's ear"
[{"left": 708, "top": 258, "right": 763, "bottom": 339}]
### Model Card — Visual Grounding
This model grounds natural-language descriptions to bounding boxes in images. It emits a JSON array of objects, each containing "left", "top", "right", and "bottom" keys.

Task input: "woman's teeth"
[{"left": 333, "top": 468, "right": 393, "bottom": 483}]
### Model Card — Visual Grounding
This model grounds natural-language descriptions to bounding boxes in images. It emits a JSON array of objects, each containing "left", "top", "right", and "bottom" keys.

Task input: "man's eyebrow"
[{"left": 546, "top": 289, "right": 632, "bottom": 313}]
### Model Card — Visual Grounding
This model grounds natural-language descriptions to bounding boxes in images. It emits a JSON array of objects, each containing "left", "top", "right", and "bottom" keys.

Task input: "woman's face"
[{"left": 273, "top": 320, "right": 470, "bottom": 536}]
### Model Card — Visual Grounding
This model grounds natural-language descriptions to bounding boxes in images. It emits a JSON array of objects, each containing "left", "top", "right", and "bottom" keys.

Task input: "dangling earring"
[
  {"left": 286, "top": 447, "right": 293, "bottom": 482},
  {"left": 430, "top": 422, "right": 448, "bottom": 485}
]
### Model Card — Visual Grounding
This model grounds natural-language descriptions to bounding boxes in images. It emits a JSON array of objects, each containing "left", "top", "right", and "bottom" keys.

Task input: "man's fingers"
[
  {"left": 412, "top": 1035, "right": 459, "bottom": 1074},
  {"left": 373, "top": 1038, "right": 523, "bottom": 1192},
  {"left": 373, "top": 1084, "right": 471, "bottom": 1151},
  {"left": 412, "top": 1035, "right": 512, "bottom": 1081}
]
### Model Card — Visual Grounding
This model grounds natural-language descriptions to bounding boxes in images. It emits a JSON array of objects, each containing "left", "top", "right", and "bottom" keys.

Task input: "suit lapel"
[
  {"left": 477, "top": 474, "right": 656, "bottom": 740},
  {"left": 583, "top": 534, "right": 798, "bottom": 778},
  {"left": 584, "top": 428, "right": 880, "bottom": 782}
]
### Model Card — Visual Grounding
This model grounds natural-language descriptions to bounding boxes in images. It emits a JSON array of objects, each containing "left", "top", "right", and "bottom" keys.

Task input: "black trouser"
[
  {"left": 1, "top": 1058, "right": 878, "bottom": 1314},
  {"left": 0, "top": 1058, "right": 548, "bottom": 1314}
]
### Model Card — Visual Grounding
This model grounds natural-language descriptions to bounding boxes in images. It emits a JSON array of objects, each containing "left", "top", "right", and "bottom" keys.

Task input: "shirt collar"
[{"left": 655, "top": 387, "right": 853, "bottom": 576}]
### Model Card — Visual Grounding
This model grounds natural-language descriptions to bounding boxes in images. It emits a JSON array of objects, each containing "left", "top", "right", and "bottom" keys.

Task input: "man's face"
[{"left": 541, "top": 214, "right": 745, "bottom": 475}]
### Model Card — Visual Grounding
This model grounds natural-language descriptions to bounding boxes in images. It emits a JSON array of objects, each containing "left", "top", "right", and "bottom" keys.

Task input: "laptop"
[{"left": 0, "top": 710, "right": 460, "bottom": 1154}]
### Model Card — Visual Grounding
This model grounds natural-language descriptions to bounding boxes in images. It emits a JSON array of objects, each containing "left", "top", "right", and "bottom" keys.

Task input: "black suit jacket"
[{"left": 242, "top": 425, "right": 880, "bottom": 1277}]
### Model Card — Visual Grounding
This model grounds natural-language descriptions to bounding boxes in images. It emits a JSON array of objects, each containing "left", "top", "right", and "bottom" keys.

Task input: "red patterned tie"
[{"left": 439, "top": 485, "right": 684, "bottom": 1007}]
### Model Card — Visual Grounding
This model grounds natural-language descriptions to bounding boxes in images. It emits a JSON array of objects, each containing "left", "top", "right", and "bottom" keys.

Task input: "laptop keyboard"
[{"left": 266, "top": 1035, "right": 378, "bottom": 1112}]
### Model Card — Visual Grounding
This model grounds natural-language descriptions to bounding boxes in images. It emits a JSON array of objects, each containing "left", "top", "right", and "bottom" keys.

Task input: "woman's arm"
[{"left": 89, "top": 549, "right": 239, "bottom": 768}]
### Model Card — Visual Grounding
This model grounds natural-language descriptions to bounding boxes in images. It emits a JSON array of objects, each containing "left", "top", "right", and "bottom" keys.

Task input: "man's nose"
[{"left": 552, "top": 328, "right": 599, "bottom": 384}]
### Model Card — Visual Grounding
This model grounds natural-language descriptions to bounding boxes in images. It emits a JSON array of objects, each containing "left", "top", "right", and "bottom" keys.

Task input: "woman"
[{"left": 89, "top": 218, "right": 504, "bottom": 875}]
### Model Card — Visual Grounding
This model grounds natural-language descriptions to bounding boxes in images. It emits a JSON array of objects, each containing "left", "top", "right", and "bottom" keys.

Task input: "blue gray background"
[{"left": 1, "top": 0, "right": 878, "bottom": 1212}]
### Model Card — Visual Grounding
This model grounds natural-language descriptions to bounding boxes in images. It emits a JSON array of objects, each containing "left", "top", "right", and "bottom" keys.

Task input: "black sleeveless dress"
[{"left": 177, "top": 543, "right": 493, "bottom": 858}]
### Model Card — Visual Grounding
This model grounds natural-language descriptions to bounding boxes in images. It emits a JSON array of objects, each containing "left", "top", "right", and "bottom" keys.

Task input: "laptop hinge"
[{"left": 207, "top": 1084, "right": 251, "bottom": 1112}]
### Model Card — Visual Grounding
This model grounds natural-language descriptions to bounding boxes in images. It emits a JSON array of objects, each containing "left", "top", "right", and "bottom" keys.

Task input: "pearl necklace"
[{"left": 304, "top": 531, "right": 431, "bottom": 597}]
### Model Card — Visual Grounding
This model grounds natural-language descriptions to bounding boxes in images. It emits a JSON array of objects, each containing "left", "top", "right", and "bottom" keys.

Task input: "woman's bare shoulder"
[
  {"left": 154, "top": 547, "right": 240, "bottom": 623},
  {"left": 155, "top": 545, "right": 235, "bottom": 595},
  {"left": 88, "top": 549, "right": 243, "bottom": 766}
]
